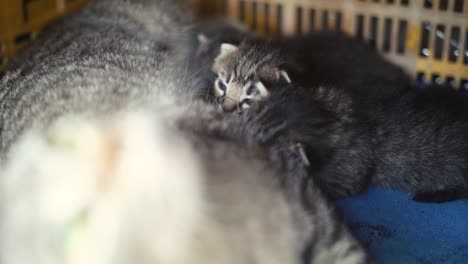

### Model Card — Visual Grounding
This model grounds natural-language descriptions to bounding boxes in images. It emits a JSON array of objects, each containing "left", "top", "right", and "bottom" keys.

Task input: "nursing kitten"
[
  {"left": 207, "top": 40, "right": 468, "bottom": 202},
  {"left": 370, "top": 87, "right": 468, "bottom": 202},
  {"left": 193, "top": 23, "right": 410, "bottom": 111},
  {"left": 188, "top": 19, "right": 252, "bottom": 103},
  {"left": 274, "top": 31, "right": 411, "bottom": 100},
  {"left": 211, "top": 41, "right": 291, "bottom": 112},
  {"left": 0, "top": 0, "right": 372, "bottom": 263}
]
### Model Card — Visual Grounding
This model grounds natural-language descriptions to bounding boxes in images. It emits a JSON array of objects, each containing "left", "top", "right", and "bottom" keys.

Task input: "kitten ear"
[
  {"left": 255, "top": 81, "right": 269, "bottom": 97},
  {"left": 277, "top": 69, "right": 292, "bottom": 84},
  {"left": 197, "top": 33, "right": 208, "bottom": 45},
  {"left": 219, "top": 43, "right": 238, "bottom": 57}
]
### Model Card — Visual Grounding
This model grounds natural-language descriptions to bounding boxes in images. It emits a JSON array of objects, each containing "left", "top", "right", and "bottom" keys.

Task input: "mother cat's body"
[
  {"left": 0, "top": 0, "right": 195, "bottom": 155},
  {"left": 0, "top": 0, "right": 370, "bottom": 263}
]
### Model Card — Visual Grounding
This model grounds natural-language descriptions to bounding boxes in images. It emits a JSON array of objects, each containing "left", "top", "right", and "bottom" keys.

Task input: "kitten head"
[
  {"left": 195, "top": 19, "right": 249, "bottom": 58},
  {"left": 212, "top": 42, "right": 291, "bottom": 113}
]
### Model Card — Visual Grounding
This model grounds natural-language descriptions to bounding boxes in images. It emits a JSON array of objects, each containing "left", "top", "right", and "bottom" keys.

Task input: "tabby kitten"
[
  {"left": 205, "top": 38, "right": 468, "bottom": 202},
  {"left": 212, "top": 42, "right": 292, "bottom": 112},
  {"left": 193, "top": 23, "right": 411, "bottom": 111}
]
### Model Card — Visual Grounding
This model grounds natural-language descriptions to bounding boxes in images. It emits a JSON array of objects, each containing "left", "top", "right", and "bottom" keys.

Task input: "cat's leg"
[{"left": 301, "top": 179, "right": 374, "bottom": 264}]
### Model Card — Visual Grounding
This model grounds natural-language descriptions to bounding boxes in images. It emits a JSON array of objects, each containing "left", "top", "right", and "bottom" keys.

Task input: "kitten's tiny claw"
[{"left": 295, "top": 142, "right": 310, "bottom": 167}]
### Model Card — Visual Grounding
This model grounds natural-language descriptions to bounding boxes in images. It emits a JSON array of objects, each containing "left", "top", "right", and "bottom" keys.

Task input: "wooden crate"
[
  {"left": 198, "top": 0, "right": 468, "bottom": 90},
  {"left": 0, "top": 0, "right": 90, "bottom": 71}
]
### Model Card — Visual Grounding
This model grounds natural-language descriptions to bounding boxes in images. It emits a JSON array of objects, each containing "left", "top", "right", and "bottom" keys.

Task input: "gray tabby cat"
[
  {"left": 0, "top": 0, "right": 196, "bottom": 156},
  {"left": 0, "top": 108, "right": 371, "bottom": 264},
  {"left": 0, "top": 0, "right": 371, "bottom": 263}
]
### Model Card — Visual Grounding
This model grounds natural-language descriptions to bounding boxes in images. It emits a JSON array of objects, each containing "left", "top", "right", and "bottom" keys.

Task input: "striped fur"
[
  {"left": 0, "top": 109, "right": 372, "bottom": 264},
  {"left": 0, "top": 0, "right": 197, "bottom": 157},
  {"left": 211, "top": 41, "right": 290, "bottom": 112},
  {"left": 0, "top": 1, "right": 372, "bottom": 263}
]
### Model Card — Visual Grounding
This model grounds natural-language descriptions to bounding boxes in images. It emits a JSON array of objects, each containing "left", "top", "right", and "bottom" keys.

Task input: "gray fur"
[
  {"left": 0, "top": 0, "right": 372, "bottom": 262},
  {"left": 212, "top": 41, "right": 283, "bottom": 85},
  {"left": 188, "top": 19, "right": 252, "bottom": 104},
  {"left": 211, "top": 41, "right": 288, "bottom": 112},
  {"left": 176, "top": 103, "right": 371, "bottom": 263},
  {"left": 0, "top": 0, "right": 197, "bottom": 156},
  {"left": 203, "top": 39, "right": 468, "bottom": 202},
  {"left": 192, "top": 23, "right": 410, "bottom": 112}
]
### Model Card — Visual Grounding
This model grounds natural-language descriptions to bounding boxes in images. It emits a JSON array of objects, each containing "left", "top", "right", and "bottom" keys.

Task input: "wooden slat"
[
  {"left": 458, "top": 27, "right": 466, "bottom": 68},
  {"left": 0, "top": 0, "right": 90, "bottom": 72},
  {"left": 376, "top": 14, "right": 385, "bottom": 51},
  {"left": 281, "top": 2, "right": 295, "bottom": 35},
  {"left": 227, "top": 0, "right": 240, "bottom": 19},
  {"left": 389, "top": 17, "right": 398, "bottom": 55},
  {"left": 447, "top": 0, "right": 455, "bottom": 13},
  {"left": 441, "top": 24, "right": 451, "bottom": 64},
  {"left": 433, "top": 0, "right": 440, "bottom": 11},
  {"left": 268, "top": 2, "right": 278, "bottom": 35},
  {"left": 56, "top": 0, "right": 65, "bottom": 12}
]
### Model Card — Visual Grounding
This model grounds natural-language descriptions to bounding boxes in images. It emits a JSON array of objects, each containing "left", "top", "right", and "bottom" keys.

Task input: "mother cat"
[{"left": 0, "top": 0, "right": 371, "bottom": 263}]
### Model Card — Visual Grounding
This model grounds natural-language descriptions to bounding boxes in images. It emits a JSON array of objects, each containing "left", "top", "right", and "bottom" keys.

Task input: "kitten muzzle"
[{"left": 221, "top": 98, "right": 239, "bottom": 113}]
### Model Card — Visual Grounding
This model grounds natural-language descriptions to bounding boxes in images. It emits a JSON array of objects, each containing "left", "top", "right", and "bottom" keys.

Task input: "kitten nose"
[{"left": 222, "top": 98, "right": 238, "bottom": 113}]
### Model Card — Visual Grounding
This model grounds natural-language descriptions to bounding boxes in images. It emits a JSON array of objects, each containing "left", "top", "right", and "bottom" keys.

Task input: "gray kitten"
[
  {"left": 0, "top": 0, "right": 372, "bottom": 262},
  {"left": 193, "top": 23, "right": 410, "bottom": 112},
  {"left": 205, "top": 39, "right": 468, "bottom": 202},
  {"left": 212, "top": 41, "right": 290, "bottom": 112}
]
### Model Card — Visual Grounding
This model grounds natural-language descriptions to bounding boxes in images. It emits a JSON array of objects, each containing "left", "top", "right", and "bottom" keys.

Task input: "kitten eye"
[
  {"left": 241, "top": 99, "right": 252, "bottom": 106},
  {"left": 240, "top": 99, "right": 253, "bottom": 110},
  {"left": 218, "top": 81, "right": 227, "bottom": 92},
  {"left": 246, "top": 85, "right": 256, "bottom": 96}
]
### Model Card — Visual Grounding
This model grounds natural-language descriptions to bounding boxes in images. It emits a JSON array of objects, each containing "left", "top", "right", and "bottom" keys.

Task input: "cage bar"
[{"left": 197, "top": 0, "right": 468, "bottom": 90}]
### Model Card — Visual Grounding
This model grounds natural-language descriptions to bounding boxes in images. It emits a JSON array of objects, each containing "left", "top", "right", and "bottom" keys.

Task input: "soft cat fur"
[
  {"left": 197, "top": 34, "right": 468, "bottom": 202},
  {"left": 273, "top": 31, "right": 411, "bottom": 100},
  {"left": 0, "top": 0, "right": 196, "bottom": 157},
  {"left": 211, "top": 41, "right": 289, "bottom": 112},
  {"left": 0, "top": 109, "right": 371, "bottom": 264},
  {"left": 0, "top": 0, "right": 372, "bottom": 263},
  {"left": 188, "top": 19, "right": 253, "bottom": 104}
]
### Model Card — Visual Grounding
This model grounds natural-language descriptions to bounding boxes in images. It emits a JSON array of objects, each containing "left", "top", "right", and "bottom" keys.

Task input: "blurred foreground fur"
[
  {"left": 0, "top": 0, "right": 371, "bottom": 263},
  {"left": 0, "top": 110, "right": 371, "bottom": 264}
]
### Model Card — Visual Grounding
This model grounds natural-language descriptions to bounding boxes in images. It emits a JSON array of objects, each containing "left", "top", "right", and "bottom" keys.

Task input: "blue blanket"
[{"left": 336, "top": 188, "right": 468, "bottom": 264}]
